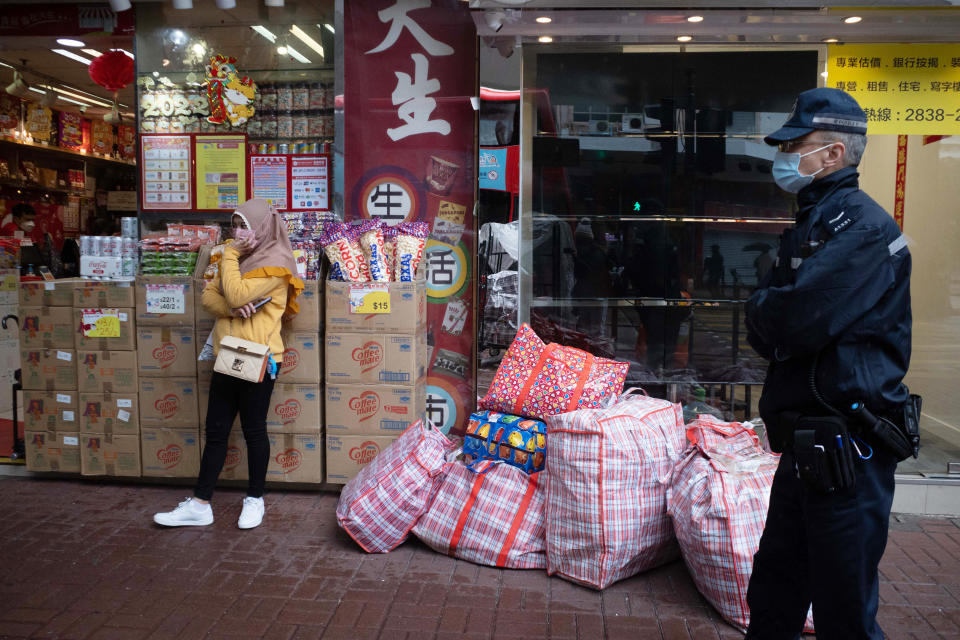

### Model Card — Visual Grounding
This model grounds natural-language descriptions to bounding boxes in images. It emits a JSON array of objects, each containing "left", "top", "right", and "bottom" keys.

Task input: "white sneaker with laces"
[
  {"left": 153, "top": 497, "right": 214, "bottom": 527},
  {"left": 238, "top": 496, "right": 265, "bottom": 529}
]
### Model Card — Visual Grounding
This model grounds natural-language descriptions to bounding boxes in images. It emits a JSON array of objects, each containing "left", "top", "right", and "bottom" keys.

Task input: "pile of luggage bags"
[{"left": 336, "top": 323, "right": 809, "bottom": 633}]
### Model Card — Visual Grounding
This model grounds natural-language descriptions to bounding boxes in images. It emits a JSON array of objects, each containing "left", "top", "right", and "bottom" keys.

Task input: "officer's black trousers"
[{"left": 745, "top": 444, "right": 897, "bottom": 640}]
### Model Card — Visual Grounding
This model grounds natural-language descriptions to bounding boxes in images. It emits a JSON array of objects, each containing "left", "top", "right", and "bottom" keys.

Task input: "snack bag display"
[
  {"left": 463, "top": 410, "right": 546, "bottom": 474},
  {"left": 479, "top": 323, "right": 629, "bottom": 421},
  {"left": 358, "top": 220, "right": 389, "bottom": 282},
  {"left": 319, "top": 223, "right": 366, "bottom": 282},
  {"left": 394, "top": 221, "right": 428, "bottom": 282}
]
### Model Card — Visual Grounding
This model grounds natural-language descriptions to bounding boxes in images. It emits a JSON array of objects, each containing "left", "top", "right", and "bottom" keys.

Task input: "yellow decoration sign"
[
  {"left": 827, "top": 44, "right": 960, "bottom": 134},
  {"left": 349, "top": 285, "right": 391, "bottom": 314},
  {"left": 81, "top": 309, "right": 121, "bottom": 338},
  {"left": 194, "top": 135, "right": 247, "bottom": 210}
]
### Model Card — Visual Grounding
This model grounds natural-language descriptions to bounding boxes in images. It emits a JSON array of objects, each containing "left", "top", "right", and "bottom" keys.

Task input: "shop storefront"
[
  {"left": 1, "top": 0, "right": 959, "bottom": 488},
  {"left": 474, "top": 3, "right": 960, "bottom": 479}
]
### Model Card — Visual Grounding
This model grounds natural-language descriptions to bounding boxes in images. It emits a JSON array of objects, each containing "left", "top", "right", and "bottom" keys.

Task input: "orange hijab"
[{"left": 231, "top": 198, "right": 304, "bottom": 316}]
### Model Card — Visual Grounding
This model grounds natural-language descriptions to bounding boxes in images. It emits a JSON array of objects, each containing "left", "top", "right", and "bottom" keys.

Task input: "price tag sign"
[
  {"left": 349, "top": 284, "right": 391, "bottom": 314},
  {"left": 145, "top": 284, "right": 185, "bottom": 314},
  {"left": 81, "top": 309, "right": 121, "bottom": 338}
]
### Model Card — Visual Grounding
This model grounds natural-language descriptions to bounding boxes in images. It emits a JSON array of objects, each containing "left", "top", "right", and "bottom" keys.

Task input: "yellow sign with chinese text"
[{"left": 827, "top": 44, "right": 960, "bottom": 134}]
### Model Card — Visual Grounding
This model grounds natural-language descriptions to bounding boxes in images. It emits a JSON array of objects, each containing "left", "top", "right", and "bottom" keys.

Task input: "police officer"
[{"left": 744, "top": 88, "right": 915, "bottom": 639}]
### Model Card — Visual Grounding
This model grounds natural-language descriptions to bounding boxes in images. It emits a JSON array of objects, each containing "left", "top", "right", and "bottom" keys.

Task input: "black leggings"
[{"left": 194, "top": 370, "right": 276, "bottom": 500}]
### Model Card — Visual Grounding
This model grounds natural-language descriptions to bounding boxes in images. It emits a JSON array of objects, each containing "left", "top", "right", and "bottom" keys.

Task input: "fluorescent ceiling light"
[
  {"left": 81, "top": 49, "right": 103, "bottom": 58},
  {"left": 536, "top": 16, "right": 551, "bottom": 24},
  {"left": 192, "top": 43, "right": 206, "bottom": 56},
  {"left": 538, "top": 36, "right": 553, "bottom": 43},
  {"left": 56, "top": 38, "right": 86, "bottom": 48},
  {"left": 687, "top": 15, "right": 704, "bottom": 23},
  {"left": 0, "top": 61, "right": 13, "bottom": 69},
  {"left": 29, "top": 88, "right": 47, "bottom": 95},
  {"left": 112, "top": 48, "right": 135, "bottom": 59},
  {"left": 53, "top": 95, "right": 90, "bottom": 107},
  {"left": 677, "top": 35, "right": 693, "bottom": 42},
  {"left": 823, "top": 38, "right": 839, "bottom": 43},
  {"left": 290, "top": 25, "right": 325, "bottom": 58},
  {"left": 844, "top": 16, "right": 862, "bottom": 24},
  {"left": 40, "top": 84, "right": 112, "bottom": 107},
  {"left": 323, "top": 23, "right": 335, "bottom": 34},
  {"left": 284, "top": 44, "right": 311, "bottom": 64},
  {"left": 52, "top": 49, "right": 93, "bottom": 65},
  {"left": 277, "top": 45, "right": 288, "bottom": 55},
  {"left": 252, "top": 25, "right": 277, "bottom": 43}
]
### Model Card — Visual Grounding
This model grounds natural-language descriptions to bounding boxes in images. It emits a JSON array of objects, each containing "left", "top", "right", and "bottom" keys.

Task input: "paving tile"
[{"left": 2, "top": 478, "right": 959, "bottom": 640}]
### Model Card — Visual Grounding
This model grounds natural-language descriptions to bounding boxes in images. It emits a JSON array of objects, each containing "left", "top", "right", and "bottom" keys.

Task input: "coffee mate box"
[
  {"left": 21, "top": 348, "right": 76, "bottom": 390},
  {"left": 325, "top": 382, "right": 425, "bottom": 435},
  {"left": 20, "top": 306, "right": 75, "bottom": 349},
  {"left": 20, "top": 280, "right": 76, "bottom": 307},
  {"left": 278, "top": 331, "right": 322, "bottom": 383},
  {"left": 266, "top": 432, "right": 323, "bottom": 483},
  {"left": 79, "top": 393, "right": 139, "bottom": 435},
  {"left": 25, "top": 431, "right": 80, "bottom": 473},
  {"left": 267, "top": 383, "right": 322, "bottom": 433},
  {"left": 22, "top": 390, "right": 78, "bottom": 432},
  {"left": 80, "top": 433, "right": 141, "bottom": 476},
  {"left": 325, "top": 278, "right": 425, "bottom": 333},
  {"left": 73, "top": 307, "right": 136, "bottom": 351},
  {"left": 325, "top": 435, "right": 397, "bottom": 484},
  {"left": 200, "top": 429, "right": 248, "bottom": 480},
  {"left": 77, "top": 351, "right": 138, "bottom": 394},
  {"left": 136, "top": 327, "right": 196, "bottom": 377},
  {"left": 73, "top": 280, "right": 135, "bottom": 308},
  {"left": 139, "top": 378, "right": 199, "bottom": 428},
  {"left": 140, "top": 428, "right": 201, "bottom": 478},
  {"left": 284, "top": 279, "right": 322, "bottom": 332},
  {"left": 325, "top": 331, "right": 426, "bottom": 385},
  {"left": 135, "top": 275, "right": 196, "bottom": 327}
]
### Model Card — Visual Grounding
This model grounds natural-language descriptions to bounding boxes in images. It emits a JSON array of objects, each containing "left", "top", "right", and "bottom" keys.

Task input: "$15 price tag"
[{"left": 349, "top": 284, "right": 391, "bottom": 314}]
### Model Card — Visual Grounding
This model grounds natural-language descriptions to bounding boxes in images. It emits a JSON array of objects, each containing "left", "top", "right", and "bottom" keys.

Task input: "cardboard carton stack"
[
  {"left": 21, "top": 281, "right": 81, "bottom": 474},
  {"left": 73, "top": 281, "right": 142, "bottom": 476},
  {"left": 193, "top": 260, "right": 326, "bottom": 485},
  {"left": 135, "top": 275, "right": 200, "bottom": 478},
  {"left": 324, "top": 278, "right": 427, "bottom": 484}
]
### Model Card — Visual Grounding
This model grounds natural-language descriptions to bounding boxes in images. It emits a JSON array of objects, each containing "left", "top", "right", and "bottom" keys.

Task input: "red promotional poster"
[
  {"left": 58, "top": 111, "right": 83, "bottom": 149},
  {"left": 345, "top": 0, "right": 477, "bottom": 434}
]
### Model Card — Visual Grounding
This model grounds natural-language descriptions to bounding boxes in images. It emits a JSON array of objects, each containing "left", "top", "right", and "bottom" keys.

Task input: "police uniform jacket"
[{"left": 745, "top": 166, "right": 911, "bottom": 448}]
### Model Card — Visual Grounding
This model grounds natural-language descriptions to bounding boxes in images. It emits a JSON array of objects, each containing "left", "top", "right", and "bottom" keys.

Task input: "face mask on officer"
[{"left": 772, "top": 143, "right": 836, "bottom": 193}]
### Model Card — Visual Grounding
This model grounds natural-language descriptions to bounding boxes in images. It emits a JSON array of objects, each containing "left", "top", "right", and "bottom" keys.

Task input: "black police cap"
[{"left": 764, "top": 87, "right": 868, "bottom": 145}]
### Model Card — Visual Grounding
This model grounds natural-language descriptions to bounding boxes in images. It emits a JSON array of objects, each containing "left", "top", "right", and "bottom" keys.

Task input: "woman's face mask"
[
  {"left": 233, "top": 227, "right": 254, "bottom": 242},
  {"left": 19, "top": 220, "right": 35, "bottom": 232},
  {"left": 772, "top": 143, "right": 835, "bottom": 193}
]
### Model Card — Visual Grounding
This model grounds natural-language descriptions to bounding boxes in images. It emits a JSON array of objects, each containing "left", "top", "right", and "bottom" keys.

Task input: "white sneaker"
[
  {"left": 153, "top": 497, "right": 214, "bottom": 527},
  {"left": 238, "top": 496, "right": 265, "bottom": 529}
]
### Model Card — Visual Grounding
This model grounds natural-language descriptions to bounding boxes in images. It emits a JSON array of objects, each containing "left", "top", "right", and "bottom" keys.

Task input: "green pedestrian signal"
[{"left": 633, "top": 202, "right": 641, "bottom": 211}]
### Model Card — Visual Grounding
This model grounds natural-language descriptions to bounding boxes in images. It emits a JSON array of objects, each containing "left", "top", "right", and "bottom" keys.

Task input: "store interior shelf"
[
  {"left": 0, "top": 178, "right": 85, "bottom": 197},
  {"left": 0, "top": 137, "right": 136, "bottom": 167}
]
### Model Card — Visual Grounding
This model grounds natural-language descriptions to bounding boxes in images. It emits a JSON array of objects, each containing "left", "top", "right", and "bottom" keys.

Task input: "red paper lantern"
[{"left": 88, "top": 50, "right": 134, "bottom": 93}]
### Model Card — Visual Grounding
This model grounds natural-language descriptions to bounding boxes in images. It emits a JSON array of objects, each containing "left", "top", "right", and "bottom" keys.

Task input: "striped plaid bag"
[
  {"left": 666, "top": 415, "right": 814, "bottom": 633},
  {"left": 412, "top": 459, "right": 546, "bottom": 569},
  {"left": 545, "top": 389, "right": 687, "bottom": 589},
  {"left": 336, "top": 420, "right": 454, "bottom": 553}
]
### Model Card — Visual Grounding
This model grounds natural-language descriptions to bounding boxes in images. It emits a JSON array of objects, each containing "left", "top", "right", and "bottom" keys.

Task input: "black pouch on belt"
[{"left": 792, "top": 416, "right": 857, "bottom": 494}]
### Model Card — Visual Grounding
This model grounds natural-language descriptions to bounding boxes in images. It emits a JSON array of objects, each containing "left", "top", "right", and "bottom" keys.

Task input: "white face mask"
[
  {"left": 771, "top": 143, "right": 834, "bottom": 193},
  {"left": 19, "top": 220, "right": 36, "bottom": 232}
]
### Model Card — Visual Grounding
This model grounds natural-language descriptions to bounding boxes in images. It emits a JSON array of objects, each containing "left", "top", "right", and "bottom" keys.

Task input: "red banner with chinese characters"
[
  {"left": 894, "top": 135, "right": 907, "bottom": 230},
  {"left": 345, "top": 0, "right": 477, "bottom": 435}
]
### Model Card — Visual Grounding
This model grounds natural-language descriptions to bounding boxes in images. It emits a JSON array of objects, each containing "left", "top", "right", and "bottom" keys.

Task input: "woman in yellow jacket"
[{"left": 154, "top": 199, "right": 303, "bottom": 530}]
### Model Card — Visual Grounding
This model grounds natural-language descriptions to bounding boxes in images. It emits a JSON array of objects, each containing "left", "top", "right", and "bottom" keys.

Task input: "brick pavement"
[{"left": 0, "top": 477, "right": 957, "bottom": 640}]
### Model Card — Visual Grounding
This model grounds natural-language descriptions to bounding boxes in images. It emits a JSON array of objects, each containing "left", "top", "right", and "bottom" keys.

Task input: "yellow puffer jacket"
[{"left": 201, "top": 245, "right": 289, "bottom": 359}]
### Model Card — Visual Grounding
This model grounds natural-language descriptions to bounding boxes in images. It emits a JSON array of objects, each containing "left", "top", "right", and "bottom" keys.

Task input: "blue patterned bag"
[{"left": 463, "top": 410, "right": 547, "bottom": 474}]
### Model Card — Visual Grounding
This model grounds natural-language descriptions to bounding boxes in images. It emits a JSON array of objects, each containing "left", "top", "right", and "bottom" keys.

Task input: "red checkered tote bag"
[
  {"left": 666, "top": 415, "right": 813, "bottom": 633},
  {"left": 412, "top": 459, "right": 546, "bottom": 569},
  {"left": 545, "top": 389, "right": 687, "bottom": 589},
  {"left": 336, "top": 420, "right": 454, "bottom": 553}
]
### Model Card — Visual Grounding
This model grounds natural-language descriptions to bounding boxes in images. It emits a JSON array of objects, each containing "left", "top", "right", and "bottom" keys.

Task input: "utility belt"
[{"left": 777, "top": 395, "right": 921, "bottom": 494}]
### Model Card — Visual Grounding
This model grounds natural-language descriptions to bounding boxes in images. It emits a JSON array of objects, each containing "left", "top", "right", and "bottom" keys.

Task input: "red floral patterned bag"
[{"left": 479, "top": 324, "right": 629, "bottom": 420}]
